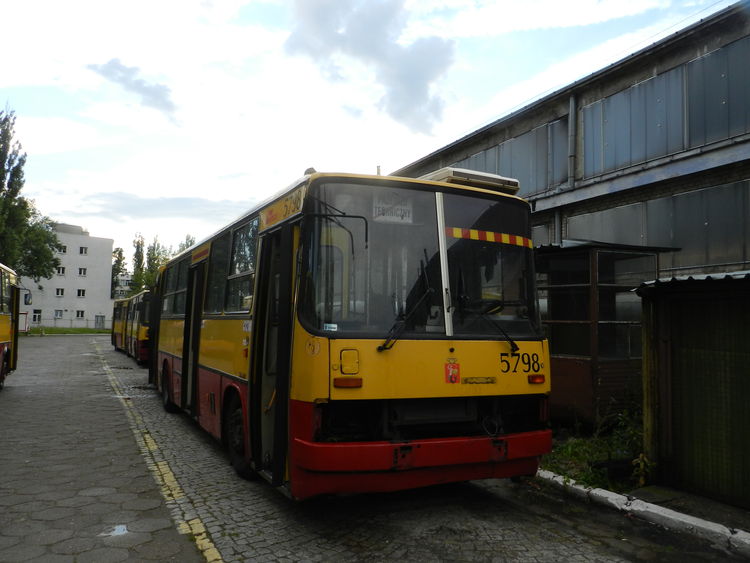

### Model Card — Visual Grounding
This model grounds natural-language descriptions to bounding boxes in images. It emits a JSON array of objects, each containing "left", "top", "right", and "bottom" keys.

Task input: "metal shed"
[
  {"left": 535, "top": 240, "right": 669, "bottom": 426},
  {"left": 638, "top": 272, "right": 750, "bottom": 508}
]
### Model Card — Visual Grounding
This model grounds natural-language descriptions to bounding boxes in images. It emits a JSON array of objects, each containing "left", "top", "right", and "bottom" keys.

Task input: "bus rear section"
[
  {"left": 126, "top": 291, "right": 151, "bottom": 363},
  {"left": 112, "top": 299, "right": 127, "bottom": 351},
  {"left": 255, "top": 174, "right": 551, "bottom": 499},
  {"left": 0, "top": 263, "right": 20, "bottom": 389}
]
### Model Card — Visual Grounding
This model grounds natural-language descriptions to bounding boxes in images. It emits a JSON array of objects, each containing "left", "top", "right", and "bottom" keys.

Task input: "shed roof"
[{"left": 636, "top": 270, "right": 750, "bottom": 296}]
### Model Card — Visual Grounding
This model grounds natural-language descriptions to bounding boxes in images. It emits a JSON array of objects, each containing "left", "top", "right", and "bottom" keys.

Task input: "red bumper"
[{"left": 289, "top": 429, "right": 551, "bottom": 500}]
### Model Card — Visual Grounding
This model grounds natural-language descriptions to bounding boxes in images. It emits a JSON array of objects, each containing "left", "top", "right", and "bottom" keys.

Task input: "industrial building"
[{"left": 394, "top": 1, "right": 750, "bottom": 506}]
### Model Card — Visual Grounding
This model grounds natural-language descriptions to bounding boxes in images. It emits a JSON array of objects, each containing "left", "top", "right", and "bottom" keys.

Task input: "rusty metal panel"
[
  {"left": 728, "top": 36, "right": 750, "bottom": 137},
  {"left": 567, "top": 203, "right": 645, "bottom": 246},
  {"left": 664, "top": 67, "right": 685, "bottom": 155},
  {"left": 688, "top": 45, "right": 730, "bottom": 146},
  {"left": 672, "top": 189, "right": 708, "bottom": 268},
  {"left": 549, "top": 118, "right": 568, "bottom": 187},
  {"left": 468, "top": 150, "right": 486, "bottom": 172},
  {"left": 583, "top": 100, "right": 603, "bottom": 178},
  {"left": 645, "top": 72, "right": 668, "bottom": 160},
  {"left": 706, "top": 182, "right": 746, "bottom": 264},
  {"left": 603, "top": 89, "right": 631, "bottom": 172}
]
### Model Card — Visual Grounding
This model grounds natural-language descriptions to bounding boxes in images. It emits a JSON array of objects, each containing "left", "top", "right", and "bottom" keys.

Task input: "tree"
[
  {"left": 176, "top": 234, "right": 195, "bottom": 254},
  {"left": 144, "top": 236, "right": 170, "bottom": 289},
  {"left": 111, "top": 247, "right": 126, "bottom": 298},
  {"left": 0, "top": 108, "right": 62, "bottom": 279},
  {"left": 131, "top": 234, "right": 145, "bottom": 293}
]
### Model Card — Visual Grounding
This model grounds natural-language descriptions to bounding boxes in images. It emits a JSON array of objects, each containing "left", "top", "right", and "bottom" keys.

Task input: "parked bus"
[
  {"left": 0, "top": 263, "right": 21, "bottom": 390},
  {"left": 112, "top": 298, "right": 127, "bottom": 352},
  {"left": 151, "top": 168, "right": 551, "bottom": 499},
  {"left": 112, "top": 290, "right": 151, "bottom": 364}
]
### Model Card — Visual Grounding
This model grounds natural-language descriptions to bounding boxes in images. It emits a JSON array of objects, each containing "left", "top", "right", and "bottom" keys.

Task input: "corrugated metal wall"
[
  {"left": 567, "top": 180, "right": 750, "bottom": 272},
  {"left": 666, "top": 293, "right": 750, "bottom": 508},
  {"left": 450, "top": 34, "right": 750, "bottom": 202}
]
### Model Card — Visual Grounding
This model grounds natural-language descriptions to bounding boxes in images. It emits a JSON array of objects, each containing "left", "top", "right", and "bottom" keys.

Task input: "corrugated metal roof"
[{"left": 637, "top": 270, "right": 750, "bottom": 295}]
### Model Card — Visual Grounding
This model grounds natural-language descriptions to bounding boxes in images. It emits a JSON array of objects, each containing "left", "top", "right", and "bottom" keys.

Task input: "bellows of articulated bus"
[{"left": 418, "top": 167, "right": 520, "bottom": 195}]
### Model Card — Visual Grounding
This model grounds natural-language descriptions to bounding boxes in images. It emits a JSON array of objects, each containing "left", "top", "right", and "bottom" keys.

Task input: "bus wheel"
[
  {"left": 161, "top": 370, "right": 179, "bottom": 413},
  {"left": 225, "top": 398, "right": 254, "bottom": 480}
]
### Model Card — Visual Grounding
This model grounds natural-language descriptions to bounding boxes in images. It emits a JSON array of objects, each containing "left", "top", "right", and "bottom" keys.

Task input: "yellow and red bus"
[
  {"left": 0, "top": 263, "right": 20, "bottom": 390},
  {"left": 151, "top": 168, "right": 551, "bottom": 499},
  {"left": 112, "top": 298, "right": 127, "bottom": 352},
  {"left": 112, "top": 290, "right": 151, "bottom": 364}
]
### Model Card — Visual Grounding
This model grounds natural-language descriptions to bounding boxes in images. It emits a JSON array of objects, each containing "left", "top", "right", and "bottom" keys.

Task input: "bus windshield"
[{"left": 299, "top": 181, "right": 541, "bottom": 340}]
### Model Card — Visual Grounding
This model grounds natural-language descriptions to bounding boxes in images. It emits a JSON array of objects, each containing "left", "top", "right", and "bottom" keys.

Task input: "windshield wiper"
[
  {"left": 377, "top": 286, "right": 434, "bottom": 352},
  {"left": 478, "top": 302, "right": 519, "bottom": 353}
]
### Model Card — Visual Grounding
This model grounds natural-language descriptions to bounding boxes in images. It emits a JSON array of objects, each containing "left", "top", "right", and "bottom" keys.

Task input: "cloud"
[
  {"left": 285, "top": 0, "right": 454, "bottom": 134},
  {"left": 87, "top": 58, "right": 177, "bottom": 121},
  {"left": 68, "top": 191, "right": 252, "bottom": 223}
]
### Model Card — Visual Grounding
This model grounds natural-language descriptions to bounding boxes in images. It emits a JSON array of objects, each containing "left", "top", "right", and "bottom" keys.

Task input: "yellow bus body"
[{"left": 152, "top": 169, "right": 552, "bottom": 500}]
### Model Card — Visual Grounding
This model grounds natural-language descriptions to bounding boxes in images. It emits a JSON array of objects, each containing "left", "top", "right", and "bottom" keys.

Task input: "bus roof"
[{"left": 170, "top": 168, "right": 527, "bottom": 264}]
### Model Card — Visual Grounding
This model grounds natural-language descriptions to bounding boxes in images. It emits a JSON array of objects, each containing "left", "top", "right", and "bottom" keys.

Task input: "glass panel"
[
  {"left": 205, "top": 232, "right": 230, "bottom": 313},
  {"left": 597, "top": 251, "right": 656, "bottom": 286},
  {"left": 231, "top": 219, "right": 259, "bottom": 275},
  {"left": 599, "top": 322, "right": 642, "bottom": 359},
  {"left": 535, "top": 252, "right": 590, "bottom": 285},
  {"left": 443, "top": 193, "right": 540, "bottom": 337},
  {"left": 599, "top": 287, "right": 641, "bottom": 322},
  {"left": 547, "top": 323, "right": 590, "bottom": 356},
  {"left": 300, "top": 182, "right": 443, "bottom": 335},
  {"left": 226, "top": 275, "right": 254, "bottom": 312},
  {"left": 548, "top": 287, "right": 590, "bottom": 320}
]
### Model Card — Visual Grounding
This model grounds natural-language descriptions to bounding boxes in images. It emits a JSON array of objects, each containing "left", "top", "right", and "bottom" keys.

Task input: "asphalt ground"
[{"left": 0, "top": 335, "right": 205, "bottom": 562}]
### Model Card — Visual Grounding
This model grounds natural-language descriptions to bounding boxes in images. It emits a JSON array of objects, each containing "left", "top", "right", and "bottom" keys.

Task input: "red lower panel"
[
  {"left": 291, "top": 430, "right": 551, "bottom": 472},
  {"left": 287, "top": 398, "right": 551, "bottom": 500},
  {"left": 137, "top": 340, "right": 149, "bottom": 363},
  {"left": 290, "top": 457, "right": 541, "bottom": 500}
]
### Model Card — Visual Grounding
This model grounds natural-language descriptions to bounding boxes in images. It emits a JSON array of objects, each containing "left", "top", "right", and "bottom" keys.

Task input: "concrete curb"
[{"left": 536, "top": 470, "right": 750, "bottom": 558}]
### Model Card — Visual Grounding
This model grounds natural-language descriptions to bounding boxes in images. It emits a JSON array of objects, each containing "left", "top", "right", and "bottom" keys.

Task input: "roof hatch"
[{"left": 418, "top": 167, "right": 520, "bottom": 195}]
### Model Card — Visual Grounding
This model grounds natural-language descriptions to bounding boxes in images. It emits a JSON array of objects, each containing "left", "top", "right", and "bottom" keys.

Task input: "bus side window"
[
  {"left": 205, "top": 231, "right": 231, "bottom": 313},
  {"left": 226, "top": 218, "right": 258, "bottom": 312}
]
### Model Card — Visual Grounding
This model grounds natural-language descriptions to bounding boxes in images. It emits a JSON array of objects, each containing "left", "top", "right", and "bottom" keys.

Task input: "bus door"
[
  {"left": 182, "top": 261, "right": 206, "bottom": 416},
  {"left": 251, "top": 224, "right": 294, "bottom": 486},
  {"left": 10, "top": 285, "right": 19, "bottom": 371}
]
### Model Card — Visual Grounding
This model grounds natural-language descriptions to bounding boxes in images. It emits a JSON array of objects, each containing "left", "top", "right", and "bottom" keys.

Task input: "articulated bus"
[
  {"left": 112, "top": 290, "right": 151, "bottom": 363},
  {"left": 151, "top": 168, "right": 551, "bottom": 499},
  {"left": 0, "top": 263, "right": 21, "bottom": 390}
]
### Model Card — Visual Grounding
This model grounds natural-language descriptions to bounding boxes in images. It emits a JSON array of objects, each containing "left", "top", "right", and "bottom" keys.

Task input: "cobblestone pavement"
[
  {"left": 2, "top": 336, "right": 741, "bottom": 562},
  {"left": 0, "top": 335, "right": 203, "bottom": 562}
]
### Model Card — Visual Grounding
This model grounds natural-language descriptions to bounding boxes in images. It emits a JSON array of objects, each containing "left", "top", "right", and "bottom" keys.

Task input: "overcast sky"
[{"left": 3, "top": 0, "right": 738, "bottom": 268}]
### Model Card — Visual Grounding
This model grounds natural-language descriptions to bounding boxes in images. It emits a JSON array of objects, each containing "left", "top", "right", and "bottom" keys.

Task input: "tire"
[
  {"left": 161, "top": 369, "right": 179, "bottom": 413},
  {"left": 225, "top": 397, "right": 254, "bottom": 480}
]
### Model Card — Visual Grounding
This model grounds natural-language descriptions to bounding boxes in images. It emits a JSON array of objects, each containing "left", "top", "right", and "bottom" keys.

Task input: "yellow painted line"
[{"left": 93, "top": 341, "right": 223, "bottom": 563}]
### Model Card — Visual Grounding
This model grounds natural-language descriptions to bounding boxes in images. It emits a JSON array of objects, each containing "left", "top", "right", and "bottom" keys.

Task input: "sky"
[{"left": 2, "top": 0, "right": 741, "bottom": 269}]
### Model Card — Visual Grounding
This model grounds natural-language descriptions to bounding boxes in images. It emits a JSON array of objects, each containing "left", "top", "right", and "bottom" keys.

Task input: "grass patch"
[
  {"left": 540, "top": 409, "right": 652, "bottom": 493},
  {"left": 24, "top": 327, "right": 110, "bottom": 335}
]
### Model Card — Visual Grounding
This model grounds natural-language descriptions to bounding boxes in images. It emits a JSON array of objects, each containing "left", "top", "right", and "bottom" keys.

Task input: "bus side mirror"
[{"left": 24, "top": 292, "right": 32, "bottom": 306}]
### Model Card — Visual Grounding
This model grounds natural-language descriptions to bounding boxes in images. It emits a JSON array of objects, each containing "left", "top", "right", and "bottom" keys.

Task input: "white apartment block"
[
  {"left": 113, "top": 272, "right": 132, "bottom": 299},
  {"left": 20, "top": 223, "right": 114, "bottom": 330}
]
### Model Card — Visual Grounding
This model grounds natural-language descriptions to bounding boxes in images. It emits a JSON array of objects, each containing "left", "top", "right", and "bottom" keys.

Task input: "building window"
[
  {"left": 56, "top": 288, "right": 64, "bottom": 297},
  {"left": 57, "top": 266, "right": 66, "bottom": 275},
  {"left": 76, "top": 310, "right": 85, "bottom": 319},
  {"left": 79, "top": 246, "right": 88, "bottom": 255},
  {"left": 54, "top": 309, "right": 63, "bottom": 319},
  {"left": 77, "top": 289, "right": 86, "bottom": 297},
  {"left": 78, "top": 268, "right": 87, "bottom": 276},
  {"left": 32, "top": 309, "right": 41, "bottom": 323},
  {"left": 60, "top": 246, "right": 67, "bottom": 254}
]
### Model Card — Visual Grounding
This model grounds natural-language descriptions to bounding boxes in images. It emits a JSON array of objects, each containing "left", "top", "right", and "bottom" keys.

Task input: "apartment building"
[{"left": 20, "top": 223, "right": 114, "bottom": 329}]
